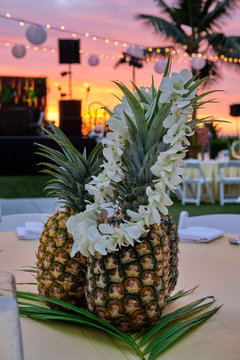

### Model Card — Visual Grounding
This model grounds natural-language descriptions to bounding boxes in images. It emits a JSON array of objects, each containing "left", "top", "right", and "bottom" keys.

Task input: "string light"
[
  {"left": 0, "top": 13, "right": 142, "bottom": 47},
  {"left": 2, "top": 12, "right": 240, "bottom": 63}
]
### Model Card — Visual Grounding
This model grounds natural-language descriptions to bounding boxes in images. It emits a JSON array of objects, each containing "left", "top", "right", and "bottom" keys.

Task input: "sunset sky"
[{"left": 1, "top": 0, "right": 240, "bottom": 136}]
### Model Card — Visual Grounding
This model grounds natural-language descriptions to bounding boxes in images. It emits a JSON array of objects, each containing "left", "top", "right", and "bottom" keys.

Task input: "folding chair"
[
  {"left": 218, "top": 160, "right": 240, "bottom": 205},
  {"left": 181, "top": 160, "right": 215, "bottom": 205},
  {"left": 178, "top": 210, "right": 240, "bottom": 234}
]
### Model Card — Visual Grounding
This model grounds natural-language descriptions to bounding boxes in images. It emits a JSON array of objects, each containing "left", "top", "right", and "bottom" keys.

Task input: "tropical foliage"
[
  {"left": 17, "top": 284, "right": 219, "bottom": 360},
  {"left": 137, "top": 0, "right": 240, "bottom": 83}
]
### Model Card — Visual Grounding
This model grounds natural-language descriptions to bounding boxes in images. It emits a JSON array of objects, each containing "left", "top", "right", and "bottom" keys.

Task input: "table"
[
  {"left": 0, "top": 232, "right": 240, "bottom": 360},
  {"left": 185, "top": 159, "right": 240, "bottom": 201}
]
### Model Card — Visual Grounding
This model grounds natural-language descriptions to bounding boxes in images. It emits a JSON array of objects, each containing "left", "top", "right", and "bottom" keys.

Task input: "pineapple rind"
[
  {"left": 37, "top": 209, "right": 87, "bottom": 309},
  {"left": 85, "top": 216, "right": 179, "bottom": 332}
]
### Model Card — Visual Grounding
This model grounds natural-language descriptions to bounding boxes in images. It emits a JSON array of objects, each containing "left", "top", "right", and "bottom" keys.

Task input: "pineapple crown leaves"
[{"left": 35, "top": 122, "right": 103, "bottom": 211}]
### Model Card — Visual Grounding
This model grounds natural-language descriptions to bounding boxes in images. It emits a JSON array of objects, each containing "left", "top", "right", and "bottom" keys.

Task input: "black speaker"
[
  {"left": 59, "top": 117, "right": 82, "bottom": 136},
  {"left": 59, "top": 100, "right": 81, "bottom": 117},
  {"left": 59, "top": 39, "right": 80, "bottom": 64},
  {"left": 59, "top": 100, "right": 82, "bottom": 136},
  {"left": 230, "top": 104, "right": 240, "bottom": 117}
]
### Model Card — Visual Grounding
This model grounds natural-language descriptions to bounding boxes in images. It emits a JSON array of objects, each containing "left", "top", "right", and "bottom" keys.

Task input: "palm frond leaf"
[{"left": 136, "top": 15, "right": 188, "bottom": 45}]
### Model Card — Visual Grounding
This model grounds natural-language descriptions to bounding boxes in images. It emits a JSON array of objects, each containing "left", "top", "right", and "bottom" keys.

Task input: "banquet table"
[
  {"left": 0, "top": 231, "right": 240, "bottom": 360},
  {"left": 185, "top": 159, "right": 240, "bottom": 201}
]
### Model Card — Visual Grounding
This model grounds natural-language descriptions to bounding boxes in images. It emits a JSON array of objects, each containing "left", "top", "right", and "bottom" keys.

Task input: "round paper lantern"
[
  {"left": 126, "top": 45, "right": 143, "bottom": 59},
  {"left": 191, "top": 54, "right": 206, "bottom": 70},
  {"left": 12, "top": 44, "right": 26, "bottom": 59},
  {"left": 154, "top": 59, "right": 167, "bottom": 74},
  {"left": 88, "top": 55, "right": 100, "bottom": 66},
  {"left": 26, "top": 25, "right": 47, "bottom": 45}
]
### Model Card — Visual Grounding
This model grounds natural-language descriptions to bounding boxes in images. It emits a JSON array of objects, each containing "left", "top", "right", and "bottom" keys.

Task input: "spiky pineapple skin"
[
  {"left": 85, "top": 215, "right": 179, "bottom": 332},
  {"left": 36, "top": 209, "right": 87, "bottom": 309}
]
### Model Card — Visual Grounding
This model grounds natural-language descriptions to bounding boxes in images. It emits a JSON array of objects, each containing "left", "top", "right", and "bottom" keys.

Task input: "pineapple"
[
  {"left": 67, "top": 68, "right": 190, "bottom": 331},
  {"left": 36, "top": 123, "right": 102, "bottom": 308},
  {"left": 66, "top": 65, "right": 215, "bottom": 331},
  {"left": 86, "top": 217, "right": 179, "bottom": 332}
]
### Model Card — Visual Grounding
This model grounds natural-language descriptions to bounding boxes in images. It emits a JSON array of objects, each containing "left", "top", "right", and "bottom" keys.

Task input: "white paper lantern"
[
  {"left": 26, "top": 25, "right": 47, "bottom": 45},
  {"left": 154, "top": 59, "right": 167, "bottom": 74},
  {"left": 12, "top": 44, "right": 26, "bottom": 59},
  {"left": 88, "top": 55, "right": 100, "bottom": 66},
  {"left": 191, "top": 54, "right": 206, "bottom": 70},
  {"left": 126, "top": 45, "right": 143, "bottom": 59}
]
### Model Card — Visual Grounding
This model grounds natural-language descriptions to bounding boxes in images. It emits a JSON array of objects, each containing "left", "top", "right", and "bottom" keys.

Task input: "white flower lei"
[{"left": 67, "top": 69, "right": 197, "bottom": 257}]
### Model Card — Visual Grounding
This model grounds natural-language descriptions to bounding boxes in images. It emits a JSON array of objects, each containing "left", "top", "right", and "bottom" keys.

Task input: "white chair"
[
  {"left": 178, "top": 211, "right": 240, "bottom": 234},
  {"left": 181, "top": 160, "right": 215, "bottom": 206},
  {"left": 218, "top": 160, "right": 240, "bottom": 205},
  {"left": 0, "top": 213, "right": 51, "bottom": 232}
]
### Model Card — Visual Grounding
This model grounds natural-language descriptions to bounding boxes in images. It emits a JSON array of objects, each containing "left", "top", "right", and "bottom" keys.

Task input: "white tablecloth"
[{"left": 0, "top": 232, "right": 240, "bottom": 360}]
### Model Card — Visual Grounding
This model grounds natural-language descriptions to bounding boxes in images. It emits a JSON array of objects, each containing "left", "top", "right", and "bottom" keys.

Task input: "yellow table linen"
[
  {"left": 0, "top": 232, "right": 240, "bottom": 360},
  {"left": 185, "top": 159, "right": 240, "bottom": 201}
]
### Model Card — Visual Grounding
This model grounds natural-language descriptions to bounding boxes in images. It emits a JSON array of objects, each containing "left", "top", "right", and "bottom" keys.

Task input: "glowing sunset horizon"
[{"left": 1, "top": 0, "right": 240, "bottom": 137}]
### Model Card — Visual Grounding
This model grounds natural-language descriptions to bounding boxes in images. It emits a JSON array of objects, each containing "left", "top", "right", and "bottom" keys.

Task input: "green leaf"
[
  {"left": 139, "top": 296, "right": 215, "bottom": 346},
  {"left": 190, "top": 90, "right": 224, "bottom": 103},
  {"left": 124, "top": 111, "right": 138, "bottom": 140},
  {"left": 146, "top": 307, "right": 220, "bottom": 360},
  {"left": 163, "top": 54, "right": 171, "bottom": 77},
  {"left": 16, "top": 287, "right": 220, "bottom": 360},
  {"left": 151, "top": 76, "right": 156, "bottom": 98},
  {"left": 188, "top": 119, "right": 230, "bottom": 127},
  {"left": 113, "top": 81, "right": 148, "bottom": 148},
  {"left": 184, "top": 76, "right": 209, "bottom": 96},
  {"left": 131, "top": 82, "right": 150, "bottom": 104},
  {"left": 167, "top": 286, "right": 199, "bottom": 304},
  {"left": 145, "top": 103, "right": 171, "bottom": 152},
  {"left": 183, "top": 73, "right": 200, "bottom": 89}
]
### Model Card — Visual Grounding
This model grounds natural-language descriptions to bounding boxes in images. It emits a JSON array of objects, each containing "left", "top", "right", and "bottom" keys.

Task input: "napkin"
[
  {"left": 16, "top": 221, "right": 44, "bottom": 240},
  {"left": 178, "top": 226, "right": 224, "bottom": 243}
]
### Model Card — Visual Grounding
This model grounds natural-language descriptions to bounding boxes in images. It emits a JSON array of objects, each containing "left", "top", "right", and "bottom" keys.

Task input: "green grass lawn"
[
  {"left": 0, "top": 175, "right": 51, "bottom": 198},
  {"left": 0, "top": 176, "right": 239, "bottom": 223}
]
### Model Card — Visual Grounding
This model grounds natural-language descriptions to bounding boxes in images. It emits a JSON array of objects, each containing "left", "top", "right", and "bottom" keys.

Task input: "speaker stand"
[{"left": 68, "top": 63, "right": 72, "bottom": 99}]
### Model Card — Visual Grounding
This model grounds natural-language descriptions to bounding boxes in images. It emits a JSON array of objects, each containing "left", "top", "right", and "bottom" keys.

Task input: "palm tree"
[{"left": 136, "top": 0, "right": 240, "bottom": 83}]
